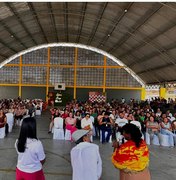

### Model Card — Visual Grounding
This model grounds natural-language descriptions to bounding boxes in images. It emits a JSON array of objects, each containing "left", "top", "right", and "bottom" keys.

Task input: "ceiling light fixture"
[{"left": 124, "top": 9, "right": 128, "bottom": 13}]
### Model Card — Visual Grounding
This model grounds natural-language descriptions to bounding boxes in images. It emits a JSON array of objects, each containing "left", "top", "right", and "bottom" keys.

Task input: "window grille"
[
  {"left": 78, "top": 49, "right": 103, "bottom": 66},
  {"left": 106, "top": 57, "right": 120, "bottom": 66},
  {"left": 7, "top": 57, "right": 19, "bottom": 64},
  {"left": 22, "top": 66, "right": 46, "bottom": 84},
  {"left": 106, "top": 68, "right": 141, "bottom": 87},
  {"left": 0, "top": 47, "right": 142, "bottom": 88},
  {"left": 54, "top": 47, "right": 75, "bottom": 65},
  {"left": 77, "top": 68, "right": 103, "bottom": 86},
  {"left": 22, "top": 48, "right": 47, "bottom": 64},
  {"left": 50, "top": 67, "right": 74, "bottom": 86},
  {"left": 0, "top": 66, "right": 19, "bottom": 84},
  {"left": 50, "top": 47, "right": 59, "bottom": 64}
]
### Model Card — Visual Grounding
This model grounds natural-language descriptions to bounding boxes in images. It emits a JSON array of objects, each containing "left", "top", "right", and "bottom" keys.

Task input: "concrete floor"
[{"left": 1, "top": 110, "right": 176, "bottom": 180}]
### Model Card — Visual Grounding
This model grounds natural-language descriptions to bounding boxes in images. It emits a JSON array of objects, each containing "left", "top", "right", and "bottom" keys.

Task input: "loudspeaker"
[{"left": 54, "top": 83, "right": 65, "bottom": 90}]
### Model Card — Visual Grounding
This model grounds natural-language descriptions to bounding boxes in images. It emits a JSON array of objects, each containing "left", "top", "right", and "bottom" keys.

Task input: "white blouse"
[
  {"left": 81, "top": 118, "right": 93, "bottom": 129},
  {"left": 15, "top": 138, "right": 45, "bottom": 173}
]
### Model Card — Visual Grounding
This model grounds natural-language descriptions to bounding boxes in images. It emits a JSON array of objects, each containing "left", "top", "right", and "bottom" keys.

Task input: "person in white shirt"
[
  {"left": 81, "top": 113, "right": 93, "bottom": 130},
  {"left": 115, "top": 111, "right": 128, "bottom": 143},
  {"left": 121, "top": 98, "right": 125, "bottom": 104},
  {"left": 155, "top": 108, "right": 162, "bottom": 117},
  {"left": 81, "top": 113, "right": 94, "bottom": 141},
  {"left": 15, "top": 117, "right": 45, "bottom": 180},
  {"left": 71, "top": 130, "right": 102, "bottom": 180},
  {"left": 130, "top": 120, "right": 142, "bottom": 131}
]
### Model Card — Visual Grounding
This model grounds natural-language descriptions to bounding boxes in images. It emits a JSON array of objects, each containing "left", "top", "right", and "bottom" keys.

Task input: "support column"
[
  {"left": 19, "top": 55, "right": 22, "bottom": 97},
  {"left": 103, "top": 56, "right": 107, "bottom": 93},
  {"left": 46, "top": 47, "right": 50, "bottom": 102},
  {"left": 74, "top": 47, "right": 78, "bottom": 99},
  {"left": 141, "top": 87, "right": 146, "bottom": 101},
  {"left": 160, "top": 87, "right": 166, "bottom": 99}
]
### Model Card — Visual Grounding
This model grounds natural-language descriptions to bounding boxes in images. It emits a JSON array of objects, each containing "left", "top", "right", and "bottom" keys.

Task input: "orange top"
[{"left": 112, "top": 140, "right": 149, "bottom": 172}]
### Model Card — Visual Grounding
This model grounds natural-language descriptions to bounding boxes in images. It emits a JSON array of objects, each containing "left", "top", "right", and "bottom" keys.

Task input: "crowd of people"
[
  {"left": 49, "top": 97, "right": 176, "bottom": 147},
  {"left": 2, "top": 96, "right": 176, "bottom": 180},
  {"left": 0, "top": 97, "right": 46, "bottom": 138}
]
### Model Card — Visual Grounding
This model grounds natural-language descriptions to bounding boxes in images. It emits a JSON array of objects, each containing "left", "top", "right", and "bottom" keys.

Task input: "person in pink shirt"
[{"left": 65, "top": 112, "right": 77, "bottom": 137}]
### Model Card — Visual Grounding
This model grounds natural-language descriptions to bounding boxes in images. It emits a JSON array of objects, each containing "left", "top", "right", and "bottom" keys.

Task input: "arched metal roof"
[{"left": 0, "top": 2, "right": 176, "bottom": 84}]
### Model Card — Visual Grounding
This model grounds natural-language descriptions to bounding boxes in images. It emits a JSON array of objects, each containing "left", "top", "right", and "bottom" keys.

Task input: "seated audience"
[
  {"left": 160, "top": 117, "right": 175, "bottom": 147},
  {"left": 146, "top": 116, "right": 160, "bottom": 144}
]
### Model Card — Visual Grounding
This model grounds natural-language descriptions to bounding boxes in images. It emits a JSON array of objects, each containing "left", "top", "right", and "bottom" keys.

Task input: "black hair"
[
  {"left": 104, "top": 111, "right": 110, "bottom": 116},
  {"left": 17, "top": 117, "right": 37, "bottom": 152},
  {"left": 85, "top": 113, "right": 90, "bottom": 116},
  {"left": 122, "top": 123, "right": 142, "bottom": 148}
]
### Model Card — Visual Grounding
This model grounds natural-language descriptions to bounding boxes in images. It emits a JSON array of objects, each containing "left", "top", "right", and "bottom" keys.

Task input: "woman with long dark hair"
[
  {"left": 15, "top": 117, "right": 45, "bottom": 180},
  {"left": 112, "top": 123, "right": 150, "bottom": 180}
]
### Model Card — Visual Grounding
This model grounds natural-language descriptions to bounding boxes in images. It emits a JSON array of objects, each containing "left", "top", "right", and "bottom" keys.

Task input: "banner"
[{"left": 89, "top": 92, "right": 106, "bottom": 103}]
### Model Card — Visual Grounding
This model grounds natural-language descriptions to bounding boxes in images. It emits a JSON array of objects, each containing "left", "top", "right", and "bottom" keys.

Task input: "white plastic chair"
[
  {"left": 65, "top": 129, "right": 71, "bottom": 141},
  {"left": 35, "top": 109, "right": 41, "bottom": 116},
  {"left": 0, "top": 127, "right": 5, "bottom": 139},
  {"left": 100, "top": 130, "right": 112, "bottom": 143},
  {"left": 152, "top": 134, "right": 160, "bottom": 145},
  {"left": 53, "top": 117, "right": 65, "bottom": 140},
  {"left": 145, "top": 132, "right": 160, "bottom": 146},
  {"left": 31, "top": 112, "right": 35, "bottom": 117},
  {"left": 6, "top": 112, "right": 14, "bottom": 133},
  {"left": 173, "top": 136, "right": 176, "bottom": 145},
  {"left": 145, "top": 132, "right": 150, "bottom": 145},
  {"left": 158, "top": 133, "right": 170, "bottom": 147}
]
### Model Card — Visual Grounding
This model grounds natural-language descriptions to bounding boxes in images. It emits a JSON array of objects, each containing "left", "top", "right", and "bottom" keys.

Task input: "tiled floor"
[{"left": 1, "top": 110, "right": 176, "bottom": 180}]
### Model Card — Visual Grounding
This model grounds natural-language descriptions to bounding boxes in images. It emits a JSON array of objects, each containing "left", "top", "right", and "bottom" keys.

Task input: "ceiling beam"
[
  {"left": 64, "top": 2, "right": 68, "bottom": 42},
  {"left": 47, "top": 2, "right": 59, "bottom": 42},
  {"left": 137, "top": 63, "right": 176, "bottom": 75},
  {"left": 76, "top": 2, "right": 87, "bottom": 43},
  {"left": 148, "top": 79, "right": 176, "bottom": 84},
  {"left": 97, "top": 2, "right": 133, "bottom": 49},
  {"left": 0, "top": 20, "right": 27, "bottom": 49},
  {"left": 119, "top": 19, "right": 176, "bottom": 62},
  {"left": 160, "top": 2, "right": 176, "bottom": 13},
  {"left": 115, "top": 42, "right": 143, "bottom": 64},
  {"left": 128, "top": 41, "right": 176, "bottom": 68},
  {"left": 0, "top": 53, "right": 8, "bottom": 59},
  {"left": 0, "top": 38, "right": 17, "bottom": 53},
  {"left": 27, "top": 2, "right": 48, "bottom": 43},
  {"left": 108, "top": 3, "right": 163, "bottom": 53},
  {"left": 87, "top": 2, "right": 108, "bottom": 45},
  {"left": 5, "top": 2, "right": 37, "bottom": 45},
  {"left": 140, "top": 71, "right": 161, "bottom": 83}
]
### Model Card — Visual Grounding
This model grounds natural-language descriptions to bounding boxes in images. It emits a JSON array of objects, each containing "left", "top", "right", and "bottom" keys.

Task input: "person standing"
[
  {"left": 71, "top": 129, "right": 102, "bottom": 180},
  {"left": 112, "top": 123, "right": 150, "bottom": 180},
  {"left": 15, "top": 117, "right": 45, "bottom": 180},
  {"left": 0, "top": 109, "right": 7, "bottom": 138}
]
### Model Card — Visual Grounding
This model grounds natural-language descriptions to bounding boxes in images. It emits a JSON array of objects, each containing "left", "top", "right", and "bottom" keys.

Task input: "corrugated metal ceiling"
[{"left": 0, "top": 2, "right": 176, "bottom": 84}]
